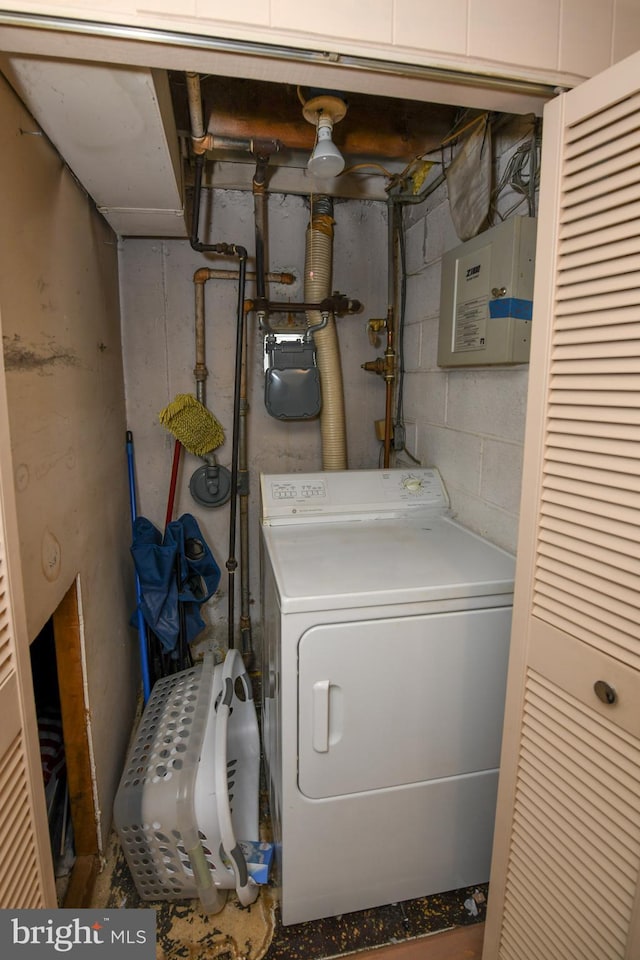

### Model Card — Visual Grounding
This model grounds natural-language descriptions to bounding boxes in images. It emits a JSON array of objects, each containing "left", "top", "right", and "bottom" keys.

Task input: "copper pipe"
[
  {"left": 193, "top": 268, "right": 294, "bottom": 405},
  {"left": 186, "top": 72, "right": 209, "bottom": 155},
  {"left": 195, "top": 268, "right": 294, "bottom": 284},
  {"left": 194, "top": 279, "right": 207, "bottom": 405}
]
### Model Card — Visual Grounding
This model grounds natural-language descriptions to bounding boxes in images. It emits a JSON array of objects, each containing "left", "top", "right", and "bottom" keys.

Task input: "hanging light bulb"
[
  {"left": 307, "top": 115, "right": 345, "bottom": 178},
  {"left": 302, "top": 93, "right": 348, "bottom": 180}
]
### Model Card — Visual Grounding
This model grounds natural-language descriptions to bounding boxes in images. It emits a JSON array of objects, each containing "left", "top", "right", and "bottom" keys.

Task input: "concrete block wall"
[
  {"left": 399, "top": 119, "right": 537, "bottom": 554},
  {"left": 120, "top": 190, "right": 388, "bottom": 647}
]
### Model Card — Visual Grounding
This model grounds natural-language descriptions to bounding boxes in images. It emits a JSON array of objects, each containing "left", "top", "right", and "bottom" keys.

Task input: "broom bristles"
[{"left": 159, "top": 394, "right": 225, "bottom": 457}]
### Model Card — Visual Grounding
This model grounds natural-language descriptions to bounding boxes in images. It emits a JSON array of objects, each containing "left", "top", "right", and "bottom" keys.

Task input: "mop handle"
[
  {"left": 126, "top": 431, "right": 152, "bottom": 703},
  {"left": 165, "top": 439, "right": 182, "bottom": 529}
]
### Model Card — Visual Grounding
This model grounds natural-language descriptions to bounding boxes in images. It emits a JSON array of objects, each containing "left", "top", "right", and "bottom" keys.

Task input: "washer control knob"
[{"left": 403, "top": 475, "right": 423, "bottom": 494}]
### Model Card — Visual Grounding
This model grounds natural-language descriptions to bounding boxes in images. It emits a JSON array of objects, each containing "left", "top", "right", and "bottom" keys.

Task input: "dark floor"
[
  {"left": 93, "top": 831, "right": 487, "bottom": 960},
  {"left": 263, "top": 885, "right": 487, "bottom": 960}
]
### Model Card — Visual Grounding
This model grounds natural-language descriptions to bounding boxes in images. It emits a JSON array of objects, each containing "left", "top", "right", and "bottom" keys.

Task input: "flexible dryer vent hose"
[{"left": 305, "top": 200, "right": 347, "bottom": 470}]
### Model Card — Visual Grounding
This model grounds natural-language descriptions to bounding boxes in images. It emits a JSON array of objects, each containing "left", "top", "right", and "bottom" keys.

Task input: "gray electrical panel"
[{"left": 437, "top": 216, "right": 537, "bottom": 367}]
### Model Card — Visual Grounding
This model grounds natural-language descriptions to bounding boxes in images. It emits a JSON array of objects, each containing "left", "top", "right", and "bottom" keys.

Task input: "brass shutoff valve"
[
  {"left": 362, "top": 357, "right": 386, "bottom": 375},
  {"left": 367, "top": 318, "right": 386, "bottom": 347},
  {"left": 361, "top": 348, "right": 396, "bottom": 381}
]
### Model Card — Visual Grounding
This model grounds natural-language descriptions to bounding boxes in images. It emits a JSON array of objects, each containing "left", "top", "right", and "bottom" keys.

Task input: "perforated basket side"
[{"left": 114, "top": 658, "right": 215, "bottom": 901}]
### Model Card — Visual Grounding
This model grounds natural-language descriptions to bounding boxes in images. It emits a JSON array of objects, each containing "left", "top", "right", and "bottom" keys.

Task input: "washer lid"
[{"left": 262, "top": 515, "right": 515, "bottom": 613}]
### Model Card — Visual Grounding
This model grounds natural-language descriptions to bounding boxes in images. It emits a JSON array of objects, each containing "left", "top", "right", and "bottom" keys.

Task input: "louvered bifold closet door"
[
  {"left": 484, "top": 51, "right": 640, "bottom": 960},
  {"left": 0, "top": 371, "right": 55, "bottom": 906}
]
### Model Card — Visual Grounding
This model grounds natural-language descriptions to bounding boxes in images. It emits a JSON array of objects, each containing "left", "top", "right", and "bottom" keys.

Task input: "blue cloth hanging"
[{"left": 130, "top": 513, "right": 221, "bottom": 654}]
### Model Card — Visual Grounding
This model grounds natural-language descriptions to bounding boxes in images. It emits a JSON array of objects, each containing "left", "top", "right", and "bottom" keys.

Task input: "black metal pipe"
[
  {"left": 189, "top": 154, "right": 249, "bottom": 651},
  {"left": 253, "top": 155, "right": 269, "bottom": 303},
  {"left": 225, "top": 248, "right": 248, "bottom": 651},
  {"left": 190, "top": 155, "right": 246, "bottom": 257},
  {"left": 254, "top": 295, "right": 362, "bottom": 316}
]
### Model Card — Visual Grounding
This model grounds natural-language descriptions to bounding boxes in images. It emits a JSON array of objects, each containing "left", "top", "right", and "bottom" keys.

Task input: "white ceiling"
[{"left": 1, "top": 56, "right": 187, "bottom": 237}]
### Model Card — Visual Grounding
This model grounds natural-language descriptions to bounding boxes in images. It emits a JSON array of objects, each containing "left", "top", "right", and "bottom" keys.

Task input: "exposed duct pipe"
[
  {"left": 186, "top": 71, "right": 208, "bottom": 154},
  {"left": 184, "top": 86, "right": 249, "bottom": 655},
  {"left": 193, "top": 266, "right": 294, "bottom": 664},
  {"left": 305, "top": 197, "right": 347, "bottom": 470},
  {"left": 186, "top": 69, "right": 281, "bottom": 160},
  {"left": 194, "top": 267, "right": 294, "bottom": 404}
]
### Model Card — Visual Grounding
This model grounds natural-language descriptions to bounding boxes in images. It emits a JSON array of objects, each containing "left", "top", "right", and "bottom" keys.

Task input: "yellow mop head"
[{"left": 159, "top": 394, "right": 225, "bottom": 457}]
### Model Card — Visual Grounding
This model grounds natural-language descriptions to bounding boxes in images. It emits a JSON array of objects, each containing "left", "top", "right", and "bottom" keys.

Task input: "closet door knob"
[{"left": 593, "top": 680, "right": 617, "bottom": 705}]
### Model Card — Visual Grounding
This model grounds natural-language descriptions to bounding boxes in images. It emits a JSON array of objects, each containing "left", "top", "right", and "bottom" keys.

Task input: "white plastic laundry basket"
[{"left": 114, "top": 649, "right": 260, "bottom": 913}]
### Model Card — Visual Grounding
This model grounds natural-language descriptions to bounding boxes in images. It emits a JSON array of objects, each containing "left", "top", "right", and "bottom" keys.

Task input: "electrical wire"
[
  {"left": 489, "top": 120, "right": 541, "bottom": 222},
  {"left": 341, "top": 161, "right": 396, "bottom": 178},
  {"left": 388, "top": 200, "right": 424, "bottom": 466}
]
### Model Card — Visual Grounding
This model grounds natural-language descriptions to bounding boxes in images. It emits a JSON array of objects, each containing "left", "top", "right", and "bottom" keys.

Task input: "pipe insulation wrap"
[{"left": 305, "top": 207, "right": 347, "bottom": 471}]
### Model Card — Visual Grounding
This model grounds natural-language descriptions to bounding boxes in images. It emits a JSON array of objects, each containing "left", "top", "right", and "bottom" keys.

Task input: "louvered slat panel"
[
  {"left": 0, "top": 557, "right": 13, "bottom": 689},
  {"left": 565, "top": 123, "right": 640, "bottom": 170},
  {"left": 539, "top": 520, "right": 640, "bottom": 575},
  {"left": 0, "top": 512, "right": 48, "bottom": 906},
  {"left": 555, "top": 306, "right": 640, "bottom": 331},
  {"left": 542, "top": 490, "right": 640, "bottom": 535},
  {"left": 540, "top": 530, "right": 640, "bottom": 590},
  {"left": 500, "top": 671, "right": 640, "bottom": 960},
  {"left": 565, "top": 148, "right": 640, "bottom": 201},
  {"left": 556, "top": 272, "right": 640, "bottom": 301},
  {"left": 544, "top": 471, "right": 640, "bottom": 509},
  {"left": 563, "top": 161, "right": 640, "bottom": 212},
  {"left": 549, "top": 403, "right": 640, "bottom": 426},
  {"left": 535, "top": 107, "right": 640, "bottom": 666},
  {"left": 555, "top": 288, "right": 640, "bottom": 314},
  {"left": 537, "top": 559, "right": 638, "bottom": 618},
  {"left": 559, "top": 254, "right": 640, "bottom": 286},
  {"left": 0, "top": 736, "right": 44, "bottom": 907},
  {"left": 518, "top": 760, "right": 639, "bottom": 875},
  {"left": 564, "top": 91, "right": 640, "bottom": 148},
  {"left": 510, "top": 812, "right": 629, "bottom": 948},
  {"left": 559, "top": 215, "right": 640, "bottom": 255},
  {"left": 560, "top": 199, "right": 640, "bottom": 241},
  {"left": 545, "top": 445, "right": 638, "bottom": 478},
  {"left": 548, "top": 388, "right": 640, "bottom": 407},
  {"left": 547, "top": 428, "right": 639, "bottom": 454},
  {"left": 559, "top": 182, "right": 640, "bottom": 226},
  {"left": 548, "top": 415, "right": 640, "bottom": 441},
  {"left": 554, "top": 338, "right": 640, "bottom": 359},
  {"left": 559, "top": 231, "right": 640, "bottom": 267}
]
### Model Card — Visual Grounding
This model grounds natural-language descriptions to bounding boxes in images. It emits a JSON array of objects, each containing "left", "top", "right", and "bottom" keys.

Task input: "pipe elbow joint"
[{"left": 191, "top": 134, "right": 211, "bottom": 156}]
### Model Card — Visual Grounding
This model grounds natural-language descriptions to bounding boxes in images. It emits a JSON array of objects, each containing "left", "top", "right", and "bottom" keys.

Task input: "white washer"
[{"left": 260, "top": 468, "right": 514, "bottom": 926}]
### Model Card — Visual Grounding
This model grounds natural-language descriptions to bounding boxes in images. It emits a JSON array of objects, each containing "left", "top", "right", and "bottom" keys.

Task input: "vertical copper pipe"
[{"left": 194, "top": 273, "right": 208, "bottom": 405}]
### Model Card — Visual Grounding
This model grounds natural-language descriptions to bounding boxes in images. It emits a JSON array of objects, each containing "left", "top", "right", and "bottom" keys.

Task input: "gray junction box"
[{"left": 437, "top": 216, "right": 537, "bottom": 367}]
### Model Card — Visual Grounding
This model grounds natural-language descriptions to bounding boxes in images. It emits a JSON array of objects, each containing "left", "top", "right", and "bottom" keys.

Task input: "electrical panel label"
[{"left": 453, "top": 245, "right": 491, "bottom": 352}]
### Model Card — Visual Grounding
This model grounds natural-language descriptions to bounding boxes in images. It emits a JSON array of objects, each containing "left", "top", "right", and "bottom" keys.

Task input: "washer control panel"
[{"left": 261, "top": 468, "right": 449, "bottom": 524}]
